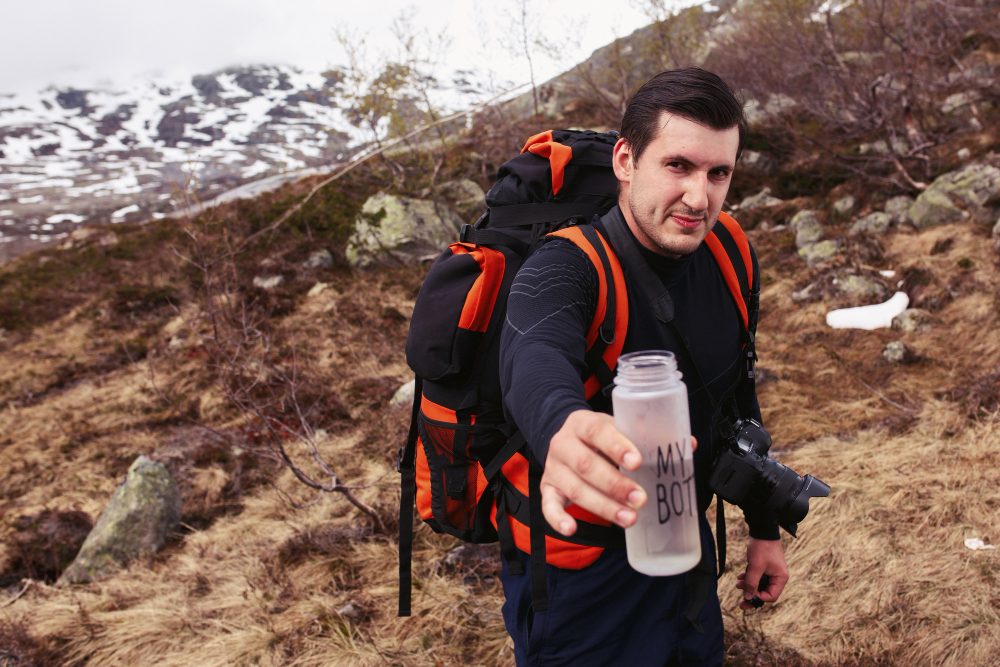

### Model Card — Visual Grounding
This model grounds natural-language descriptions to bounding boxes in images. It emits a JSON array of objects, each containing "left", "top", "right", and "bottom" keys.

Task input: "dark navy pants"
[{"left": 500, "top": 516, "right": 723, "bottom": 666}]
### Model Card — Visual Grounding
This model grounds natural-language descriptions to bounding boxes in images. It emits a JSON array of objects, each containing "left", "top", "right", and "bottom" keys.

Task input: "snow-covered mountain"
[{"left": 0, "top": 64, "right": 360, "bottom": 259}]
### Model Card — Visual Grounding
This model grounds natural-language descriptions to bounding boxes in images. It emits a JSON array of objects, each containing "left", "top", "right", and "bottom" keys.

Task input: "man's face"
[{"left": 613, "top": 112, "right": 739, "bottom": 257}]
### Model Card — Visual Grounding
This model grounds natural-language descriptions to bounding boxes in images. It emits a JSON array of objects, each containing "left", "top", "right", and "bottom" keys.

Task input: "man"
[{"left": 498, "top": 68, "right": 789, "bottom": 665}]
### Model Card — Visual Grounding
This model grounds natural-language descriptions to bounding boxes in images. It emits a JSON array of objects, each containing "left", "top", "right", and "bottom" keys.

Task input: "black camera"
[{"left": 708, "top": 418, "right": 830, "bottom": 537}]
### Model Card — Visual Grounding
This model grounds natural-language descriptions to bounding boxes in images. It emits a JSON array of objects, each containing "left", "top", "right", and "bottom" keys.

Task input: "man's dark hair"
[{"left": 620, "top": 67, "right": 746, "bottom": 164}]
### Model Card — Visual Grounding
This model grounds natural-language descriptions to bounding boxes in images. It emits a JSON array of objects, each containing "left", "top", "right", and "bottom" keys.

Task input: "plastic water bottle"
[{"left": 613, "top": 350, "right": 701, "bottom": 576}]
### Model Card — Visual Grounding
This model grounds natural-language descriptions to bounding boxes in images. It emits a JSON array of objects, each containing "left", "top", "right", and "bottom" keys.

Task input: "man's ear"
[{"left": 612, "top": 137, "right": 633, "bottom": 183}]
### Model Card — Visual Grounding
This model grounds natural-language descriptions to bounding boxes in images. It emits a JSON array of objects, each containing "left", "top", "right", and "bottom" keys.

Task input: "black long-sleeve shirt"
[{"left": 499, "top": 206, "right": 779, "bottom": 539}]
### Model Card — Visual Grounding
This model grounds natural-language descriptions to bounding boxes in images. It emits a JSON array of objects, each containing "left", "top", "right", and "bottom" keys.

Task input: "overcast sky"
[{"left": 0, "top": 1, "right": 700, "bottom": 97}]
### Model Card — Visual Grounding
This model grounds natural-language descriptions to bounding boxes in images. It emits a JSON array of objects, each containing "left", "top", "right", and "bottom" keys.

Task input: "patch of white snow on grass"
[
  {"left": 111, "top": 203, "right": 140, "bottom": 221},
  {"left": 826, "top": 292, "right": 909, "bottom": 330},
  {"left": 47, "top": 213, "right": 86, "bottom": 223}
]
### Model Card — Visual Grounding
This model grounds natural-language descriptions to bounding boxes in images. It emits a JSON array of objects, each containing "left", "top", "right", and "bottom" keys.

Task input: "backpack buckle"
[{"left": 460, "top": 224, "right": 473, "bottom": 243}]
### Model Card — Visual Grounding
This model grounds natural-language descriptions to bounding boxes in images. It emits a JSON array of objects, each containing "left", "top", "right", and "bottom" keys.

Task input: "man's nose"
[{"left": 681, "top": 174, "right": 709, "bottom": 213}]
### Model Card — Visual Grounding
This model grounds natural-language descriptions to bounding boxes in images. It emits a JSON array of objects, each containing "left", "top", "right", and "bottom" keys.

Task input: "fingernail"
[
  {"left": 616, "top": 509, "right": 635, "bottom": 526},
  {"left": 623, "top": 452, "right": 640, "bottom": 467},
  {"left": 627, "top": 489, "right": 646, "bottom": 507}
]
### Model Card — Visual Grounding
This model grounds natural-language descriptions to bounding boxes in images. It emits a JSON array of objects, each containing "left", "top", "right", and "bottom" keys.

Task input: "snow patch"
[
  {"left": 47, "top": 213, "right": 86, "bottom": 223},
  {"left": 826, "top": 292, "right": 909, "bottom": 330},
  {"left": 111, "top": 203, "right": 140, "bottom": 220}
]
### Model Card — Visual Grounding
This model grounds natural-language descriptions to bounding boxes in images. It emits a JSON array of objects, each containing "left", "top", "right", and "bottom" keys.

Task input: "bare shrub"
[
  {"left": 176, "top": 218, "right": 385, "bottom": 532},
  {"left": 710, "top": 0, "right": 1000, "bottom": 191}
]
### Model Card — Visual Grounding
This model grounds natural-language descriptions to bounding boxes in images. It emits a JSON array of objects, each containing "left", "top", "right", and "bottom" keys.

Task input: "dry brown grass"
[{"left": 1, "top": 212, "right": 998, "bottom": 665}]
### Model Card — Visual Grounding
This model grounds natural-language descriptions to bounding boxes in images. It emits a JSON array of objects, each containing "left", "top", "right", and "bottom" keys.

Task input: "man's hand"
[
  {"left": 736, "top": 538, "right": 789, "bottom": 610},
  {"left": 541, "top": 410, "right": 645, "bottom": 536}
]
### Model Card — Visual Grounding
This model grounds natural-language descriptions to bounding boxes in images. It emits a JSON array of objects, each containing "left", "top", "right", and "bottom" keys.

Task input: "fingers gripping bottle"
[{"left": 613, "top": 351, "right": 701, "bottom": 576}]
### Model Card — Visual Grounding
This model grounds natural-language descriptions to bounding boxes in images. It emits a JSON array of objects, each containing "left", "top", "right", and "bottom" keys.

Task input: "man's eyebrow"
[{"left": 662, "top": 154, "right": 734, "bottom": 171}]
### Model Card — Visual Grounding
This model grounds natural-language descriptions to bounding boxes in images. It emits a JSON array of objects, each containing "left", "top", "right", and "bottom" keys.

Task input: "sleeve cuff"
[{"left": 745, "top": 509, "right": 781, "bottom": 540}]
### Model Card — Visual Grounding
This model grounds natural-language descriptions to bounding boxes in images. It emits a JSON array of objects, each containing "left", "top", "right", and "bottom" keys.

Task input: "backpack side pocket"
[{"left": 406, "top": 243, "right": 506, "bottom": 382}]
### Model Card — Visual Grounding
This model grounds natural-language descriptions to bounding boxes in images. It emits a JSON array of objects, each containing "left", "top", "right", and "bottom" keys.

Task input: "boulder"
[
  {"left": 60, "top": 456, "right": 180, "bottom": 584},
  {"left": 858, "top": 138, "right": 910, "bottom": 156},
  {"left": 303, "top": 249, "right": 334, "bottom": 270},
  {"left": 737, "top": 187, "right": 783, "bottom": 211},
  {"left": 941, "top": 91, "right": 981, "bottom": 115},
  {"left": 347, "top": 193, "right": 463, "bottom": 267},
  {"left": 798, "top": 239, "right": 840, "bottom": 266},
  {"left": 252, "top": 275, "right": 284, "bottom": 290},
  {"left": 739, "top": 151, "right": 778, "bottom": 174},
  {"left": 849, "top": 212, "right": 892, "bottom": 236},
  {"left": 390, "top": 379, "right": 415, "bottom": 408},
  {"left": 891, "top": 308, "right": 933, "bottom": 333},
  {"left": 883, "top": 341, "right": 915, "bottom": 364},
  {"left": 427, "top": 179, "right": 485, "bottom": 223},
  {"left": 909, "top": 188, "right": 965, "bottom": 228},
  {"left": 789, "top": 210, "right": 824, "bottom": 248},
  {"left": 909, "top": 163, "right": 1000, "bottom": 228},
  {"left": 832, "top": 273, "right": 890, "bottom": 302},
  {"left": 832, "top": 195, "right": 856, "bottom": 218},
  {"left": 791, "top": 282, "right": 820, "bottom": 303},
  {"left": 884, "top": 195, "right": 914, "bottom": 226}
]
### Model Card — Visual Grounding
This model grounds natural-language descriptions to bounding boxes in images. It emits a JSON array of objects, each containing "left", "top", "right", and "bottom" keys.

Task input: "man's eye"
[{"left": 710, "top": 170, "right": 730, "bottom": 180}]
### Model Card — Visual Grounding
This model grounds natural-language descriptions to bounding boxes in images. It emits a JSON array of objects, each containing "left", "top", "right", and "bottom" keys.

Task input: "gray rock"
[
  {"left": 941, "top": 91, "right": 981, "bottom": 115},
  {"left": 347, "top": 192, "right": 464, "bottom": 267},
  {"left": 336, "top": 603, "right": 363, "bottom": 620},
  {"left": 910, "top": 163, "right": 1000, "bottom": 228},
  {"left": 738, "top": 187, "right": 783, "bottom": 211},
  {"left": 909, "top": 188, "right": 966, "bottom": 228},
  {"left": 389, "top": 379, "right": 415, "bottom": 409},
  {"left": 790, "top": 210, "right": 824, "bottom": 248},
  {"left": 993, "top": 218, "right": 1000, "bottom": 252},
  {"left": 798, "top": 239, "right": 840, "bottom": 266},
  {"left": 791, "top": 282, "right": 820, "bottom": 303},
  {"left": 832, "top": 273, "right": 889, "bottom": 302},
  {"left": 957, "top": 148, "right": 972, "bottom": 161},
  {"left": 739, "top": 151, "right": 778, "bottom": 174},
  {"left": 60, "top": 456, "right": 180, "bottom": 584},
  {"left": 743, "top": 94, "right": 797, "bottom": 125},
  {"left": 428, "top": 179, "right": 485, "bottom": 223},
  {"left": 832, "top": 195, "right": 856, "bottom": 218},
  {"left": 859, "top": 140, "right": 891, "bottom": 156},
  {"left": 884, "top": 195, "right": 914, "bottom": 225},
  {"left": 883, "top": 341, "right": 914, "bottom": 364},
  {"left": 849, "top": 212, "right": 892, "bottom": 236},
  {"left": 891, "top": 308, "right": 933, "bottom": 333},
  {"left": 303, "top": 249, "right": 334, "bottom": 270},
  {"left": 252, "top": 275, "right": 284, "bottom": 290}
]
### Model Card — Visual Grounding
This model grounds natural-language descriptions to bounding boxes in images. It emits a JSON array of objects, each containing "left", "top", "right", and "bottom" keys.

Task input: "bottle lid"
[{"left": 615, "top": 350, "right": 683, "bottom": 389}]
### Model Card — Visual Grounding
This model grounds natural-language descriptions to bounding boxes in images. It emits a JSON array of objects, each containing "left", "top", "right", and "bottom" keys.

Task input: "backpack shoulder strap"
[
  {"left": 704, "top": 211, "right": 754, "bottom": 333},
  {"left": 546, "top": 225, "right": 629, "bottom": 399}
]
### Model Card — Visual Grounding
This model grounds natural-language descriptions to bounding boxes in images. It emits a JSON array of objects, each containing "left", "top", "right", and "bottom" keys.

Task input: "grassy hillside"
[
  {"left": 3, "top": 2, "right": 1000, "bottom": 662},
  {"left": 1, "top": 139, "right": 998, "bottom": 665}
]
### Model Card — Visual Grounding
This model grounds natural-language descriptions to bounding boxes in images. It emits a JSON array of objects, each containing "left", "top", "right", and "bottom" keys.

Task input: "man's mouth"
[{"left": 670, "top": 213, "right": 704, "bottom": 229}]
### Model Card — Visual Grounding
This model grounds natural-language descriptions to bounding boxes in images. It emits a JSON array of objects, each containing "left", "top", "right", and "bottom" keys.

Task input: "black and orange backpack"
[{"left": 398, "top": 130, "right": 756, "bottom": 615}]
